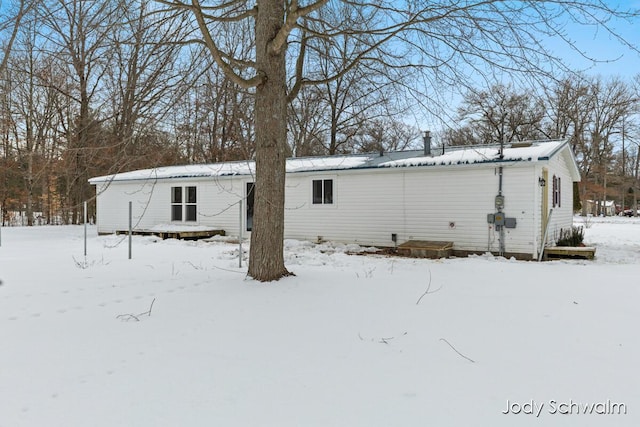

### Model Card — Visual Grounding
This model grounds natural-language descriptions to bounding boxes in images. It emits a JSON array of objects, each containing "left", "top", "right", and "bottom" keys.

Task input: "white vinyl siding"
[
  {"left": 93, "top": 144, "right": 578, "bottom": 258},
  {"left": 543, "top": 153, "right": 575, "bottom": 247},
  {"left": 94, "top": 179, "right": 167, "bottom": 233},
  {"left": 284, "top": 164, "right": 538, "bottom": 255}
]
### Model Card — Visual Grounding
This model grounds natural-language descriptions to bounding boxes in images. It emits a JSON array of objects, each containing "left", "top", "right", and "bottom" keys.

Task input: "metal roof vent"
[
  {"left": 510, "top": 141, "right": 533, "bottom": 148},
  {"left": 423, "top": 130, "right": 432, "bottom": 156}
]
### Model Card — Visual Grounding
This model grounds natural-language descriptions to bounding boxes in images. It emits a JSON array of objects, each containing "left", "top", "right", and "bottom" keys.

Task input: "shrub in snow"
[{"left": 555, "top": 226, "right": 585, "bottom": 247}]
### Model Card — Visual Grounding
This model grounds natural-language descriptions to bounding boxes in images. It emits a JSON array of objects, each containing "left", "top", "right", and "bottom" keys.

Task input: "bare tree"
[
  {"left": 159, "top": 0, "right": 326, "bottom": 281},
  {"left": 541, "top": 75, "right": 596, "bottom": 214},
  {"left": 447, "top": 84, "right": 546, "bottom": 146},
  {"left": 104, "top": 0, "right": 195, "bottom": 173},
  {"left": 0, "top": 0, "right": 35, "bottom": 74},
  {"left": 587, "top": 76, "right": 635, "bottom": 215},
  {"left": 0, "top": 0, "right": 36, "bottom": 223},
  {"left": 354, "top": 119, "right": 421, "bottom": 153},
  {"left": 38, "top": 0, "right": 123, "bottom": 223},
  {"left": 302, "top": 3, "right": 410, "bottom": 155},
  {"left": 287, "top": 85, "right": 327, "bottom": 156},
  {"left": 7, "top": 21, "right": 62, "bottom": 225},
  {"left": 0, "top": 71, "right": 22, "bottom": 225},
  {"left": 633, "top": 74, "right": 640, "bottom": 214},
  {"left": 158, "top": 0, "right": 639, "bottom": 281}
]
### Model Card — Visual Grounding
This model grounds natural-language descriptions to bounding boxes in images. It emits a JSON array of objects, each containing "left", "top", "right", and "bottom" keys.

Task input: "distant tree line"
[
  {"left": 0, "top": 1, "right": 638, "bottom": 225},
  {"left": 441, "top": 76, "right": 640, "bottom": 215}
]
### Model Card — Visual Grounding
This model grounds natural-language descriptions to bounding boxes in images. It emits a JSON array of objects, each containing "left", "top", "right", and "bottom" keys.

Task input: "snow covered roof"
[
  {"left": 89, "top": 139, "right": 572, "bottom": 184},
  {"left": 89, "top": 155, "right": 373, "bottom": 183},
  {"left": 378, "top": 139, "right": 568, "bottom": 168}
]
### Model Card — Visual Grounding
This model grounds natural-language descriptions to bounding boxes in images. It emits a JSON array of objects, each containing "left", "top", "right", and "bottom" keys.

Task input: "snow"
[
  {"left": 89, "top": 140, "right": 570, "bottom": 185},
  {"left": 88, "top": 162, "right": 256, "bottom": 183},
  {"left": 89, "top": 155, "right": 373, "bottom": 184},
  {"left": 380, "top": 139, "right": 567, "bottom": 168},
  {"left": 147, "top": 224, "right": 224, "bottom": 233},
  {"left": 0, "top": 216, "right": 638, "bottom": 426},
  {"left": 285, "top": 155, "right": 373, "bottom": 172}
]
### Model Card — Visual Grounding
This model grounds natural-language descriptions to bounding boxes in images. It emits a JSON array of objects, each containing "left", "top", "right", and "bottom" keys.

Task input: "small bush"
[{"left": 556, "top": 226, "right": 585, "bottom": 247}]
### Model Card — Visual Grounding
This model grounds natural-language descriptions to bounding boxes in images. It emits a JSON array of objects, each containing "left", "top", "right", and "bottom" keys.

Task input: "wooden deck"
[
  {"left": 397, "top": 240, "right": 454, "bottom": 258},
  {"left": 116, "top": 228, "right": 225, "bottom": 240},
  {"left": 544, "top": 246, "right": 596, "bottom": 260}
]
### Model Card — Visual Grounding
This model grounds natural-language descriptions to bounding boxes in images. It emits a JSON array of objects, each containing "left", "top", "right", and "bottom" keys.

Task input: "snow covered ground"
[{"left": 0, "top": 216, "right": 638, "bottom": 427}]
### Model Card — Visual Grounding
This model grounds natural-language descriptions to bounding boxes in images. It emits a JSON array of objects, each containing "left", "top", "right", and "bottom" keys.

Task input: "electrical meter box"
[{"left": 495, "top": 195, "right": 505, "bottom": 210}]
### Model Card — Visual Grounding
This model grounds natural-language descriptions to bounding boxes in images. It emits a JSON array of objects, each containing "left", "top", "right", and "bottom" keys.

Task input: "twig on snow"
[
  {"left": 116, "top": 298, "right": 156, "bottom": 322},
  {"left": 358, "top": 332, "right": 407, "bottom": 344},
  {"left": 212, "top": 265, "right": 247, "bottom": 274},
  {"left": 185, "top": 261, "right": 205, "bottom": 270},
  {"left": 116, "top": 313, "right": 140, "bottom": 322},
  {"left": 72, "top": 255, "right": 110, "bottom": 269},
  {"left": 439, "top": 338, "right": 476, "bottom": 363},
  {"left": 139, "top": 298, "right": 156, "bottom": 317},
  {"left": 416, "top": 269, "right": 442, "bottom": 305}
]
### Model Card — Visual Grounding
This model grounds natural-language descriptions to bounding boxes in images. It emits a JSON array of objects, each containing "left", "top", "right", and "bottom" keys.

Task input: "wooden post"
[
  {"left": 238, "top": 199, "right": 243, "bottom": 268},
  {"left": 83, "top": 201, "right": 87, "bottom": 257},
  {"left": 128, "top": 201, "right": 132, "bottom": 260}
]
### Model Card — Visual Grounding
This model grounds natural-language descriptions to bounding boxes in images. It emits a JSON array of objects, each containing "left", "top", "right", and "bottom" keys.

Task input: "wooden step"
[
  {"left": 544, "top": 246, "right": 596, "bottom": 260},
  {"left": 397, "top": 240, "right": 454, "bottom": 258},
  {"left": 116, "top": 228, "right": 225, "bottom": 241}
]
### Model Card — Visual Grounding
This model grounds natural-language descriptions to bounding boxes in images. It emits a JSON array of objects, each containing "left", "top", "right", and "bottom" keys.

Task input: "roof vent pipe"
[{"left": 423, "top": 130, "right": 432, "bottom": 156}]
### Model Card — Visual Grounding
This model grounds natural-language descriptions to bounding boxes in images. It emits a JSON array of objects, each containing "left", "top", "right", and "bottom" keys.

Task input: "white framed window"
[
  {"left": 171, "top": 186, "right": 197, "bottom": 221},
  {"left": 171, "top": 187, "right": 182, "bottom": 221},
  {"left": 312, "top": 179, "right": 333, "bottom": 205}
]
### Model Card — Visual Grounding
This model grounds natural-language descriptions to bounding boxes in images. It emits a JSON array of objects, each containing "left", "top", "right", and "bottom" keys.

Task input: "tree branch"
[
  {"left": 269, "top": 0, "right": 329, "bottom": 55},
  {"left": 189, "top": 0, "right": 264, "bottom": 88},
  {"left": 287, "top": 27, "right": 309, "bottom": 102}
]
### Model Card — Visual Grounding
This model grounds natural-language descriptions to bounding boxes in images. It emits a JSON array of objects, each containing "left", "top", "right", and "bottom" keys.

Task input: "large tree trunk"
[{"left": 248, "top": 0, "right": 291, "bottom": 281}]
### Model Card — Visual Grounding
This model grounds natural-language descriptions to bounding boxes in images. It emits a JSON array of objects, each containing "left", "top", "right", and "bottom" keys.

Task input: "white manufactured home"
[{"left": 89, "top": 139, "right": 580, "bottom": 259}]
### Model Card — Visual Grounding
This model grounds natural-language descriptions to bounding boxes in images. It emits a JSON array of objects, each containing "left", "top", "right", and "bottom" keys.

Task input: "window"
[
  {"left": 312, "top": 179, "right": 333, "bottom": 204},
  {"left": 171, "top": 187, "right": 182, "bottom": 221},
  {"left": 552, "top": 175, "right": 561, "bottom": 208},
  {"left": 171, "top": 186, "right": 197, "bottom": 221},
  {"left": 186, "top": 186, "right": 197, "bottom": 221}
]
